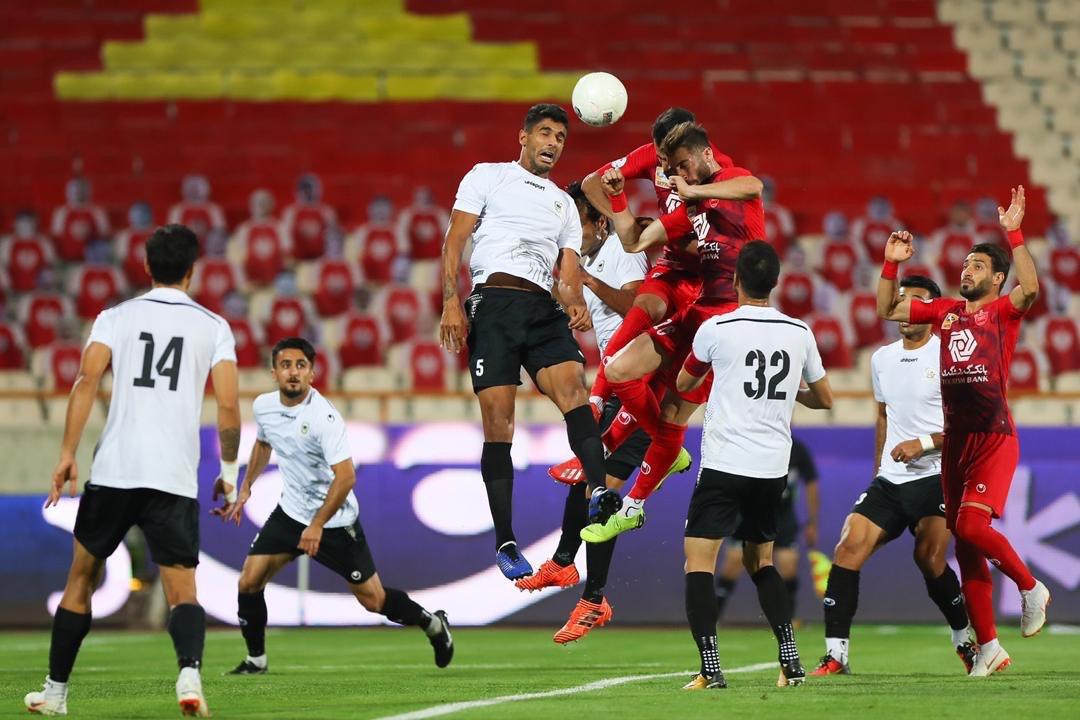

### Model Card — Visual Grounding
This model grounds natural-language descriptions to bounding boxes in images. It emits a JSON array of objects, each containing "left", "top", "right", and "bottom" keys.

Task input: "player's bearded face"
[
  {"left": 668, "top": 147, "right": 711, "bottom": 184},
  {"left": 959, "top": 254, "right": 998, "bottom": 300},
  {"left": 273, "top": 351, "right": 314, "bottom": 399}
]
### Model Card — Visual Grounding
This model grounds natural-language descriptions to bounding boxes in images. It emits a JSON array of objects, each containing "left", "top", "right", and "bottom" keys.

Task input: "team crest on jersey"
[
  {"left": 300, "top": 421, "right": 310, "bottom": 435},
  {"left": 974, "top": 309, "right": 989, "bottom": 326},
  {"left": 596, "top": 260, "right": 605, "bottom": 273},
  {"left": 553, "top": 200, "right": 565, "bottom": 218},
  {"left": 948, "top": 329, "right": 978, "bottom": 363},
  {"left": 611, "top": 156, "right": 627, "bottom": 169},
  {"left": 941, "top": 313, "right": 959, "bottom": 330},
  {"left": 926, "top": 368, "right": 937, "bottom": 379},
  {"left": 654, "top": 167, "right": 672, "bottom": 189}
]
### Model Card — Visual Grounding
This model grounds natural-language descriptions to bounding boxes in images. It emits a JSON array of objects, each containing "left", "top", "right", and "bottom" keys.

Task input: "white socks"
[
  {"left": 424, "top": 613, "right": 444, "bottom": 638},
  {"left": 246, "top": 654, "right": 268, "bottom": 669},
  {"left": 825, "top": 637, "right": 849, "bottom": 664}
]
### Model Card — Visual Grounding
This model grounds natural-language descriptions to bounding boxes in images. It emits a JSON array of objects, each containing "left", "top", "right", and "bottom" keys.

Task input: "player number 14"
[{"left": 133, "top": 332, "right": 184, "bottom": 391}]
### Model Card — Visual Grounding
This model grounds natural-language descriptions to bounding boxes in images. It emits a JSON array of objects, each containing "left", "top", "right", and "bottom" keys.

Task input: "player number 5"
[{"left": 475, "top": 358, "right": 484, "bottom": 377}]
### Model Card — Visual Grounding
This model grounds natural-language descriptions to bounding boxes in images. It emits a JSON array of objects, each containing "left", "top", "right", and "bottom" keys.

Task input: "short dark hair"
[
  {"left": 899, "top": 274, "right": 942, "bottom": 299},
  {"left": 652, "top": 107, "right": 696, "bottom": 146},
  {"left": 524, "top": 103, "right": 569, "bottom": 132},
  {"left": 969, "top": 242, "right": 1011, "bottom": 286},
  {"left": 660, "top": 121, "right": 711, "bottom": 158},
  {"left": 736, "top": 240, "right": 780, "bottom": 299},
  {"left": 566, "top": 180, "right": 602, "bottom": 225},
  {"left": 271, "top": 337, "right": 316, "bottom": 366},
  {"left": 146, "top": 224, "right": 199, "bottom": 285}
]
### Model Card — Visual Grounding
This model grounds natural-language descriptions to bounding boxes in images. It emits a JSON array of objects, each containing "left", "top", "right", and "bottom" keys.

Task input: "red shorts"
[
  {"left": 941, "top": 431, "right": 1019, "bottom": 527},
  {"left": 648, "top": 300, "right": 738, "bottom": 403},
  {"left": 638, "top": 266, "right": 702, "bottom": 318}
]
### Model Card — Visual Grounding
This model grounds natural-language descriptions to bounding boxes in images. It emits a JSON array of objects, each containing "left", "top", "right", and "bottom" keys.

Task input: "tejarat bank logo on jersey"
[{"left": 948, "top": 329, "right": 978, "bottom": 363}]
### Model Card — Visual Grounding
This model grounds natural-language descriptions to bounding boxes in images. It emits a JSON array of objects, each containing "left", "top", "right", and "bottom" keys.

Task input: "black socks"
[
  {"left": 237, "top": 591, "right": 268, "bottom": 657},
  {"left": 823, "top": 565, "right": 860, "bottom": 640},
  {"left": 685, "top": 572, "right": 721, "bottom": 676},
  {"left": 481, "top": 441, "right": 515, "bottom": 549},
  {"left": 168, "top": 604, "right": 206, "bottom": 670},
  {"left": 48, "top": 607, "right": 91, "bottom": 683},
  {"left": 564, "top": 406, "right": 607, "bottom": 495}
]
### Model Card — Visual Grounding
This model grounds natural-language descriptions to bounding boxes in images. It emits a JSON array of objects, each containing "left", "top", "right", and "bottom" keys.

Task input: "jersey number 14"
[
  {"left": 744, "top": 349, "right": 790, "bottom": 400},
  {"left": 133, "top": 332, "right": 184, "bottom": 391}
]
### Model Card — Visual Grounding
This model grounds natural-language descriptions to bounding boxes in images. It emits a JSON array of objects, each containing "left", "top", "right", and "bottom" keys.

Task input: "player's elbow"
[
  {"left": 743, "top": 177, "right": 764, "bottom": 199},
  {"left": 675, "top": 372, "right": 697, "bottom": 394}
]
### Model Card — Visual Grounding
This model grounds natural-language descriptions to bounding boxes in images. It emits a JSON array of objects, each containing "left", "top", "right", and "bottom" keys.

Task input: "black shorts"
[
  {"left": 685, "top": 468, "right": 788, "bottom": 543},
  {"left": 852, "top": 474, "right": 945, "bottom": 539},
  {"left": 465, "top": 287, "right": 584, "bottom": 393},
  {"left": 598, "top": 397, "right": 651, "bottom": 481},
  {"left": 250, "top": 506, "right": 377, "bottom": 584},
  {"left": 74, "top": 483, "right": 199, "bottom": 567}
]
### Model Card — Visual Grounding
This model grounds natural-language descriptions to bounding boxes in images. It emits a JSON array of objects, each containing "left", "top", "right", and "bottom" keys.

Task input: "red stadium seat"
[
  {"left": 1049, "top": 246, "right": 1080, "bottom": 293},
  {"left": 848, "top": 291, "right": 887, "bottom": 350},
  {"left": 0, "top": 321, "right": 27, "bottom": 369},
  {"left": 311, "top": 258, "right": 357, "bottom": 318},
  {"left": 408, "top": 340, "right": 448, "bottom": 391},
  {"left": 1043, "top": 316, "right": 1080, "bottom": 377},
  {"left": 1008, "top": 346, "right": 1043, "bottom": 394},
  {"left": 17, "top": 292, "right": 73, "bottom": 349},
  {"left": 0, "top": 234, "right": 55, "bottom": 293},
  {"left": 338, "top": 313, "right": 384, "bottom": 369},
  {"left": 282, "top": 202, "right": 336, "bottom": 262},
  {"left": 777, "top": 270, "right": 817, "bottom": 319},
  {"left": 264, "top": 296, "right": 313, "bottom": 346},
  {"left": 70, "top": 264, "right": 124, "bottom": 320},
  {"left": 50, "top": 203, "right": 109, "bottom": 263},
  {"left": 228, "top": 317, "right": 264, "bottom": 370},
  {"left": 43, "top": 341, "right": 83, "bottom": 392},
  {"left": 819, "top": 242, "right": 859, "bottom": 293},
  {"left": 192, "top": 258, "right": 239, "bottom": 315},
  {"left": 810, "top": 314, "right": 854, "bottom": 369},
  {"left": 375, "top": 285, "right": 423, "bottom": 345},
  {"left": 235, "top": 219, "right": 286, "bottom": 287},
  {"left": 114, "top": 227, "right": 152, "bottom": 289}
]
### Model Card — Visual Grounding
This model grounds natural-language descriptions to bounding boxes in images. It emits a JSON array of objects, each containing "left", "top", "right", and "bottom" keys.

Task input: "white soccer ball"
[{"left": 571, "top": 72, "right": 628, "bottom": 127}]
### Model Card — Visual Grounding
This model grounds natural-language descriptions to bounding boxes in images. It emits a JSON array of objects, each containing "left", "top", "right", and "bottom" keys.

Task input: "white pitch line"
[{"left": 372, "top": 661, "right": 777, "bottom": 720}]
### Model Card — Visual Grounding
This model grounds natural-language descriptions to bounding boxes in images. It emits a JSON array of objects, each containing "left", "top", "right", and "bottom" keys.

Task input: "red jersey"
[
  {"left": 656, "top": 167, "right": 765, "bottom": 302},
  {"left": 910, "top": 294, "right": 1023, "bottom": 435},
  {"left": 596, "top": 143, "right": 734, "bottom": 273}
]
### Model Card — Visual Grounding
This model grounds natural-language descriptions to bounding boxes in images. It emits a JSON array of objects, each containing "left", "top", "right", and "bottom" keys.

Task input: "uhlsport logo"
[{"left": 948, "top": 329, "right": 978, "bottom": 363}]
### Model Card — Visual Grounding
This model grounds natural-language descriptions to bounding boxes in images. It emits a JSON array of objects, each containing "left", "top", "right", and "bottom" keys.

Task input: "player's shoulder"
[
  {"left": 308, "top": 388, "right": 345, "bottom": 423},
  {"left": 872, "top": 339, "right": 902, "bottom": 364},
  {"left": 252, "top": 391, "right": 279, "bottom": 415},
  {"left": 465, "top": 161, "right": 511, "bottom": 180}
]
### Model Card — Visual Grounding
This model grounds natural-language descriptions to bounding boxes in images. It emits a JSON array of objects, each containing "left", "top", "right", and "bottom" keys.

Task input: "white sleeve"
[
  {"left": 691, "top": 322, "right": 717, "bottom": 364},
  {"left": 870, "top": 351, "right": 885, "bottom": 402},
  {"left": 452, "top": 164, "right": 491, "bottom": 216},
  {"left": 802, "top": 329, "right": 827, "bottom": 384},
  {"left": 255, "top": 406, "right": 268, "bottom": 442},
  {"left": 618, "top": 249, "right": 649, "bottom": 285},
  {"left": 211, "top": 318, "right": 237, "bottom": 367},
  {"left": 320, "top": 409, "right": 352, "bottom": 466},
  {"left": 86, "top": 308, "right": 117, "bottom": 350},
  {"left": 557, "top": 191, "right": 583, "bottom": 253}
]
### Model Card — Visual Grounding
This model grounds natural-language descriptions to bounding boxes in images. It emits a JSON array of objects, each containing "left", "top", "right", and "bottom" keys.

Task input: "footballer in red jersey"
[
  {"left": 876, "top": 186, "right": 1050, "bottom": 678},
  {"left": 579, "top": 122, "right": 765, "bottom": 543},
  {"left": 578, "top": 107, "right": 735, "bottom": 406}
]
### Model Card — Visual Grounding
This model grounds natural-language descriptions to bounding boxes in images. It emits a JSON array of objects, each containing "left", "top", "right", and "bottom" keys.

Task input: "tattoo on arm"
[{"left": 219, "top": 426, "right": 241, "bottom": 463}]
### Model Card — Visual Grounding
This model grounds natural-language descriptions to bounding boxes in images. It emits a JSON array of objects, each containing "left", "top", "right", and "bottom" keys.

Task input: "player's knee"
[
  {"left": 833, "top": 535, "right": 869, "bottom": 569},
  {"left": 952, "top": 505, "right": 989, "bottom": 543},
  {"left": 914, "top": 543, "right": 945, "bottom": 577}
]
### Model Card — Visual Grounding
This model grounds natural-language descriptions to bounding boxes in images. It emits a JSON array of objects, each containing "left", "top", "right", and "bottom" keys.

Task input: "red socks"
[
  {"left": 627, "top": 421, "right": 687, "bottom": 501},
  {"left": 955, "top": 539, "right": 996, "bottom": 644},
  {"left": 955, "top": 505, "right": 1036, "bottom": 591}
]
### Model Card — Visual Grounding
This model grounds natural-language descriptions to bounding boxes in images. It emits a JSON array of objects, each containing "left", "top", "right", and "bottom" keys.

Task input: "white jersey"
[
  {"left": 582, "top": 234, "right": 648, "bottom": 353},
  {"left": 871, "top": 336, "right": 944, "bottom": 484},
  {"left": 693, "top": 305, "right": 826, "bottom": 479},
  {"left": 254, "top": 387, "right": 358, "bottom": 528},
  {"left": 88, "top": 287, "right": 236, "bottom": 498},
  {"left": 453, "top": 161, "right": 582, "bottom": 290}
]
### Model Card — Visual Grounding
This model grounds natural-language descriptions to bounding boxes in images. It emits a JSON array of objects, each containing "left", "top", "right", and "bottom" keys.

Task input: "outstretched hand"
[
  {"left": 883, "top": 231, "right": 915, "bottom": 263},
  {"left": 998, "top": 185, "right": 1025, "bottom": 232}
]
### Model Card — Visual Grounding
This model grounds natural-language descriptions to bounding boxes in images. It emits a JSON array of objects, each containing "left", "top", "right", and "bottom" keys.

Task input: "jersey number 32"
[{"left": 744, "top": 349, "right": 790, "bottom": 400}]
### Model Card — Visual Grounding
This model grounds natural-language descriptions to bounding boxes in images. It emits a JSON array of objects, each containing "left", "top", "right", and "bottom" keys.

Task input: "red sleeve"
[
  {"left": 683, "top": 352, "right": 711, "bottom": 378},
  {"left": 594, "top": 143, "right": 656, "bottom": 180},
  {"left": 658, "top": 204, "right": 693, "bottom": 239},
  {"left": 908, "top": 297, "right": 949, "bottom": 325},
  {"left": 717, "top": 166, "right": 752, "bottom": 181},
  {"left": 994, "top": 293, "right": 1026, "bottom": 322}
]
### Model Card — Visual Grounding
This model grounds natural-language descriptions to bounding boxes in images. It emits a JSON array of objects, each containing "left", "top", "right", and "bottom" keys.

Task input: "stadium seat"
[
  {"left": 341, "top": 366, "right": 402, "bottom": 392},
  {"left": 0, "top": 399, "right": 43, "bottom": 427},
  {"left": 1012, "top": 397, "right": 1070, "bottom": 425},
  {"left": 988, "top": 0, "right": 1042, "bottom": 24}
]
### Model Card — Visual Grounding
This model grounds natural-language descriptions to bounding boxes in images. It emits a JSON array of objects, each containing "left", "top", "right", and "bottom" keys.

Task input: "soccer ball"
[{"left": 571, "top": 72, "right": 628, "bottom": 127}]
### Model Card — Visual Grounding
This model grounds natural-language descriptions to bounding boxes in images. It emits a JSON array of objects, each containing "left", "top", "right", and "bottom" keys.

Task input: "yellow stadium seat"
[
  {"left": 55, "top": 71, "right": 115, "bottom": 100},
  {"left": 144, "top": 14, "right": 203, "bottom": 41},
  {"left": 357, "top": 14, "right": 472, "bottom": 42},
  {"left": 271, "top": 70, "right": 378, "bottom": 101},
  {"left": 108, "top": 71, "right": 225, "bottom": 100},
  {"left": 224, "top": 71, "right": 278, "bottom": 101},
  {"left": 384, "top": 73, "right": 446, "bottom": 101}
]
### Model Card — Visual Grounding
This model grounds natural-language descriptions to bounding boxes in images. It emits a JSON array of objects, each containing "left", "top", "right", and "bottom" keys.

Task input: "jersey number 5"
[
  {"left": 133, "top": 332, "right": 184, "bottom": 391},
  {"left": 744, "top": 349, "right": 790, "bottom": 400}
]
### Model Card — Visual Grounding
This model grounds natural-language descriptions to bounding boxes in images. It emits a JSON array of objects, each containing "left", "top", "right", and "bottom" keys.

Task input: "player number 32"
[{"left": 744, "top": 349, "right": 790, "bottom": 400}]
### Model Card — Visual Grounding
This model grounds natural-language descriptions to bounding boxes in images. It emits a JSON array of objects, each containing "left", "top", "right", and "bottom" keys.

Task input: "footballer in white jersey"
[
  {"left": 28, "top": 225, "right": 241, "bottom": 718},
  {"left": 215, "top": 337, "right": 453, "bottom": 674},
  {"left": 439, "top": 104, "right": 621, "bottom": 583},
  {"left": 813, "top": 275, "right": 975, "bottom": 678},
  {"left": 675, "top": 240, "right": 833, "bottom": 691}
]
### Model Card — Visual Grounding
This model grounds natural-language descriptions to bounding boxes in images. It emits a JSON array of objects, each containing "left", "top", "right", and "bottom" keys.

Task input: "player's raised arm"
[
  {"left": 599, "top": 168, "right": 669, "bottom": 254},
  {"left": 582, "top": 171, "right": 614, "bottom": 219},
  {"left": 1000, "top": 185, "right": 1039, "bottom": 312},
  {"left": 876, "top": 231, "right": 916, "bottom": 322},
  {"left": 439, "top": 209, "right": 477, "bottom": 353},
  {"left": 671, "top": 173, "right": 763, "bottom": 202},
  {"left": 47, "top": 341, "right": 111, "bottom": 507}
]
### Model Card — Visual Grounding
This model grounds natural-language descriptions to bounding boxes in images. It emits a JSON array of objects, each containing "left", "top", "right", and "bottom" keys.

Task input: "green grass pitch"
[{"left": 2, "top": 624, "right": 1078, "bottom": 719}]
